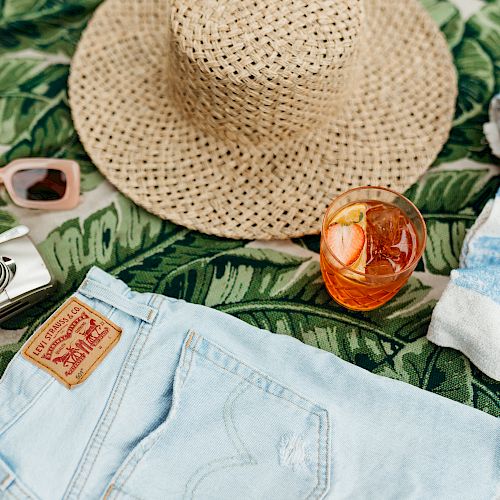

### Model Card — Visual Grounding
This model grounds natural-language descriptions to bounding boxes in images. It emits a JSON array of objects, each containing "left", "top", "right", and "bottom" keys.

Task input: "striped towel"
[{"left": 427, "top": 188, "right": 500, "bottom": 381}]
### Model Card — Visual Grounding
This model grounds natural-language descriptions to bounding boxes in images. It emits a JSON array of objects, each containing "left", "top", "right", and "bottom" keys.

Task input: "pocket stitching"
[
  {"left": 113, "top": 332, "right": 330, "bottom": 500},
  {"left": 109, "top": 328, "right": 200, "bottom": 493},
  {"left": 191, "top": 339, "right": 324, "bottom": 418},
  {"left": 183, "top": 381, "right": 256, "bottom": 500},
  {"left": 11, "top": 480, "right": 37, "bottom": 500},
  {"left": 64, "top": 295, "right": 160, "bottom": 498},
  {"left": 4, "top": 478, "right": 38, "bottom": 500},
  {"left": 191, "top": 339, "right": 330, "bottom": 500}
]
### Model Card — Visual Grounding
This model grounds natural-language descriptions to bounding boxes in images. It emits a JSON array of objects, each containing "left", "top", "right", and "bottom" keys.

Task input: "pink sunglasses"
[{"left": 0, "top": 158, "right": 80, "bottom": 210}]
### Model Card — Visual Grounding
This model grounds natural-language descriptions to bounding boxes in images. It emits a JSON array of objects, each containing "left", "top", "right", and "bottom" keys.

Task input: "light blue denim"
[{"left": 0, "top": 266, "right": 498, "bottom": 499}]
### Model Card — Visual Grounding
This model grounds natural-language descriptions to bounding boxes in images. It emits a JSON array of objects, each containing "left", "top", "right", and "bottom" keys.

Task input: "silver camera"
[{"left": 0, "top": 231, "right": 55, "bottom": 323}]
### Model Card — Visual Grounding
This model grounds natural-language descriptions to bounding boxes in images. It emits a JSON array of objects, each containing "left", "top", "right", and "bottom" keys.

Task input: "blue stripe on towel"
[
  {"left": 452, "top": 267, "right": 500, "bottom": 305},
  {"left": 466, "top": 236, "right": 500, "bottom": 267}
]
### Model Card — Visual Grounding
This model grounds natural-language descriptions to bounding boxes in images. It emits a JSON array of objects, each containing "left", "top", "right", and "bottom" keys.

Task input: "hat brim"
[{"left": 69, "top": 0, "right": 457, "bottom": 240}]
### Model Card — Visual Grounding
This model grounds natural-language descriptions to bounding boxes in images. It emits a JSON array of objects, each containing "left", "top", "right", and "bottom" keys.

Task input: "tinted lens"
[{"left": 12, "top": 168, "right": 67, "bottom": 201}]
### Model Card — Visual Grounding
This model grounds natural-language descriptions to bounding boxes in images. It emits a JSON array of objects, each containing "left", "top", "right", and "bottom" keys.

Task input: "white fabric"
[
  {"left": 428, "top": 281, "right": 500, "bottom": 380},
  {"left": 484, "top": 122, "right": 500, "bottom": 158},
  {"left": 427, "top": 190, "right": 500, "bottom": 381},
  {"left": 484, "top": 94, "right": 500, "bottom": 158}
]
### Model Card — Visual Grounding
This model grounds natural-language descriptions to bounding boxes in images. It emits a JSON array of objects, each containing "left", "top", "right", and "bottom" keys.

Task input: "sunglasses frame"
[{"left": 0, "top": 158, "right": 80, "bottom": 210}]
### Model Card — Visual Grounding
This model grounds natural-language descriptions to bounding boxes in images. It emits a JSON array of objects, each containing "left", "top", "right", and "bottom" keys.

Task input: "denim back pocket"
[{"left": 109, "top": 331, "right": 330, "bottom": 500}]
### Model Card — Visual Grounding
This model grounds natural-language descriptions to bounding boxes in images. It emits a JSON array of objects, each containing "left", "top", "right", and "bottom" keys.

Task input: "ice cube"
[{"left": 365, "top": 203, "right": 416, "bottom": 273}]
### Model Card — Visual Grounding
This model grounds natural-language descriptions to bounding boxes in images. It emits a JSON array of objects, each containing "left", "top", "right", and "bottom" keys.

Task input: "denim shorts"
[{"left": 0, "top": 267, "right": 498, "bottom": 499}]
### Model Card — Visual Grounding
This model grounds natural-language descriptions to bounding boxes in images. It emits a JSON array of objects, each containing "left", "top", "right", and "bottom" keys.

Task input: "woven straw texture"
[{"left": 69, "top": 0, "right": 457, "bottom": 240}]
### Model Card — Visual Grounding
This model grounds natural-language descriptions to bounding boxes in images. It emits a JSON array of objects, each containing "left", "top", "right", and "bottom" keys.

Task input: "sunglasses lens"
[{"left": 12, "top": 168, "right": 67, "bottom": 201}]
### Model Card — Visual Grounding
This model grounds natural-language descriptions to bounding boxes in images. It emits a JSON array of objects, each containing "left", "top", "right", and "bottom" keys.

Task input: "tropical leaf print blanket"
[{"left": 0, "top": 0, "right": 499, "bottom": 415}]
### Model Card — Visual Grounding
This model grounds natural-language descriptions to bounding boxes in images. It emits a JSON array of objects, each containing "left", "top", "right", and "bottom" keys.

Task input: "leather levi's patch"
[{"left": 22, "top": 297, "right": 122, "bottom": 388}]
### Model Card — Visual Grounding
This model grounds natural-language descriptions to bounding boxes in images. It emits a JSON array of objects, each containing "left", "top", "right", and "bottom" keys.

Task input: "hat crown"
[{"left": 169, "top": 0, "right": 363, "bottom": 144}]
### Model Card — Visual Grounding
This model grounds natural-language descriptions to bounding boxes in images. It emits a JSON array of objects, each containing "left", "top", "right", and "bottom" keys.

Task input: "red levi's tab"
[{"left": 22, "top": 297, "right": 122, "bottom": 388}]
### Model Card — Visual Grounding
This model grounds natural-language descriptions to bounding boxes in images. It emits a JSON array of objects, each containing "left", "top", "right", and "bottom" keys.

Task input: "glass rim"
[{"left": 321, "top": 185, "right": 427, "bottom": 279}]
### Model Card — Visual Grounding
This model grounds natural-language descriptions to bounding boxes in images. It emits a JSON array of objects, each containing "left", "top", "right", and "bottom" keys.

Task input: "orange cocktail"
[{"left": 320, "top": 187, "right": 426, "bottom": 311}]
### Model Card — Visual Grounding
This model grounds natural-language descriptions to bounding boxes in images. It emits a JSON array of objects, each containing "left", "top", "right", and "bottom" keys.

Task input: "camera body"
[{"left": 0, "top": 235, "right": 54, "bottom": 323}]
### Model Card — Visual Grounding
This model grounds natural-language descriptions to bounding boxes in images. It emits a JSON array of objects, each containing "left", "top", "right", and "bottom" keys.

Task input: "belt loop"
[{"left": 78, "top": 278, "right": 158, "bottom": 324}]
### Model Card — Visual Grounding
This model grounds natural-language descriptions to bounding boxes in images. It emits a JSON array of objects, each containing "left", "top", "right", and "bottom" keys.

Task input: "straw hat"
[{"left": 69, "top": 0, "right": 456, "bottom": 240}]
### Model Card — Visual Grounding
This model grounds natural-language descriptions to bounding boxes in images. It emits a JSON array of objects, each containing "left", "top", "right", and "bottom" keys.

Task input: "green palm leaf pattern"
[
  {"left": 406, "top": 168, "right": 500, "bottom": 274},
  {"left": 0, "top": 0, "right": 499, "bottom": 417},
  {"left": 435, "top": 0, "right": 500, "bottom": 165},
  {"left": 421, "top": 0, "right": 464, "bottom": 48},
  {"left": 465, "top": 1, "right": 500, "bottom": 86},
  {"left": 453, "top": 38, "right": 494, "bottom": 127},
  {"left": 0, "top": 0, "right": 100, "bottom": 55},
  {"left": 377, "top": 338, "right": 475, "bottom": 407}
]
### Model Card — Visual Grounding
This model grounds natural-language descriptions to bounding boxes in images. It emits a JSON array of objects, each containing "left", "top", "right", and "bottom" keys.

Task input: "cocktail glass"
[{"left": 320, "top": 186, "right": 426, "bottom": 311}]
